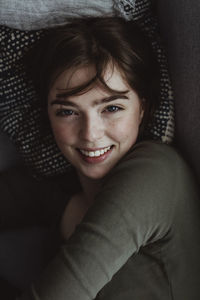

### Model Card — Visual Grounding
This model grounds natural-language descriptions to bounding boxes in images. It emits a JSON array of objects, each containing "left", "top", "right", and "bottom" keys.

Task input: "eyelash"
[
  {"left": 55, "top": 105, "right": 123, "bottom": 117},
  {"left": 104, "top": 105, "right": 122, "bottom": 113},
  {"left": 55, "top": 109, "right": 75, "bottom": 117}
]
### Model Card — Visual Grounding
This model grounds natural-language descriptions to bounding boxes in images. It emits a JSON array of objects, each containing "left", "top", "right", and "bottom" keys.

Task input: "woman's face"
[{"left": 48, "top": 65, "right": 144, "bottom": 180}]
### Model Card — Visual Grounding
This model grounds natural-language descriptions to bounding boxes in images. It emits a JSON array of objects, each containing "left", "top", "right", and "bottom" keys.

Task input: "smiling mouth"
[{"left": 78, "top": 146, "right": 113, "bottom": 158}]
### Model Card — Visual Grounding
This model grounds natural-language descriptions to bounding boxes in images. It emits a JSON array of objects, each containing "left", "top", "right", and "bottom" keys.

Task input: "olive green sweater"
[{"left": 20, "top": 141, "right": 200, "bottom": 300}]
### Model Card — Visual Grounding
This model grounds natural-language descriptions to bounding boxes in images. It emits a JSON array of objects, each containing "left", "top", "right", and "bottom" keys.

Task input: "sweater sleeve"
[{"left": 20, "top": 141, "right": 181, "bottom": 300}]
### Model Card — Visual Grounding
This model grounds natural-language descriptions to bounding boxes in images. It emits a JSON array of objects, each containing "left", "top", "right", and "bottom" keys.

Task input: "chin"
[{"left": 81, "top": 167, "right": 110, "bottom": 180}]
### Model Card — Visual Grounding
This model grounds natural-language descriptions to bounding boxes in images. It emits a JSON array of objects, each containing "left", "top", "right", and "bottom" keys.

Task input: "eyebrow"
[{"left": 50, "top": 92, "right": 130, "bottom": 107}]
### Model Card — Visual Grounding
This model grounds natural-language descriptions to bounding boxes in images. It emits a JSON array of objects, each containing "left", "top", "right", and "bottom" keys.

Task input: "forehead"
[{"left": 50, "top": 64, "right": 129, "bottom": 94}]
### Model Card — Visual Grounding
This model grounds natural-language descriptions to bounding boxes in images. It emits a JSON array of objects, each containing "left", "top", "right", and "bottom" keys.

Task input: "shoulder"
[
  {"left": 96, "top": 141, "right": 199, "bottom": 238},
  {"left": 103, "top": 140, "right": 196, "bottom": 205},
  {"left": 95, "top": 141, "right": 187, "bottom": 240},
  {"left": 106, "top": 140, "right": 185, "bottom": 183},
  {"left": 123, "top": 140, "right": 182, "bottom": 166}
]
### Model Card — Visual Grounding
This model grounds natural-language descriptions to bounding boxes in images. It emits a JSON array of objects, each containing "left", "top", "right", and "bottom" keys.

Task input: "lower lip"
[{"left": 78, "top": 147, "right": 113, "bottom": 164}]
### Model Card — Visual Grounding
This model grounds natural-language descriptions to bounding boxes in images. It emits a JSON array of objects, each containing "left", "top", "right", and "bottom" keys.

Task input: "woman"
[
  {"left": 5, "top": 17, "right": 200, "bottom": 299},
  {"left": 24, "top": 16, "right": 160, "bottom": 240}
]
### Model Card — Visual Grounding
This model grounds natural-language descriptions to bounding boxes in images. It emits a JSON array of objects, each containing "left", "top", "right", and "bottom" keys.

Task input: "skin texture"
[{"left": 48, "top": 64, "right": 144, "bottom": 184}]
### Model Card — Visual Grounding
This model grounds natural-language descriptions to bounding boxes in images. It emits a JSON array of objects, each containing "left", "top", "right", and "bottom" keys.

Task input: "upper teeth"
[{"left": 80, "top": 146, "right": 111, "bottom": 157}]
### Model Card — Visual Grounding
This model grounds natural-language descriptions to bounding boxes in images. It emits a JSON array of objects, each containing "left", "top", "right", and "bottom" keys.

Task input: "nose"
[{"left": 79, "top": 114, "right": 104, "bottom": 142}]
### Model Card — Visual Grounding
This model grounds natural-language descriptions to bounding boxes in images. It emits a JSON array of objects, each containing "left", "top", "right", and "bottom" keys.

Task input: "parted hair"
[{"left": 25, "top": 17, "right": 160, "bottom": 136}]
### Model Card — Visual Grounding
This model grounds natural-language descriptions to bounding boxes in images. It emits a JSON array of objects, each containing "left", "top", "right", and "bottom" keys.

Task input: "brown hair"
[{"left": 25, "top": 17, "right": 160, "bottom": 137}]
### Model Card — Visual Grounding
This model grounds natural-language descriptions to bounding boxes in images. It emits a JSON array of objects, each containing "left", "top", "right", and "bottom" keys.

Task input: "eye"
[
  {"left": 55, "top": 109, "right": 77, "bottom": 117},
  {"left": 104, "top": 105, "right": 123, "bottom": 113}
]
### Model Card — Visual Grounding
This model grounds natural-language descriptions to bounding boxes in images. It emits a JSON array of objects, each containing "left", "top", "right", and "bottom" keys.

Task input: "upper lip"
[{"left": 77, "top": 146, "right": 112, "bottom": 151}]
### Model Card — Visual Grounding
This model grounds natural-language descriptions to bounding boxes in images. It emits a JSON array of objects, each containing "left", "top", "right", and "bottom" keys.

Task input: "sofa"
[{"left": 0, "top": 0, "right": 199, "bottom": 298}]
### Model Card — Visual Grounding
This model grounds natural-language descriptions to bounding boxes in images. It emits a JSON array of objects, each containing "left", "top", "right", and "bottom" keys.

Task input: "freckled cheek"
[
  {"left": 50, "top": 122, "right": 77, "bottom": 145},
  {"left": 108, "top": 118, "right": 139, "bottom": 143}
]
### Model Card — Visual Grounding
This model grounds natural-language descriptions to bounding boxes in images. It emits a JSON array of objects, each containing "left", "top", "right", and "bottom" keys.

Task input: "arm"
[{"left": 19, "top": 141, "right": 178, "bottom": 300}]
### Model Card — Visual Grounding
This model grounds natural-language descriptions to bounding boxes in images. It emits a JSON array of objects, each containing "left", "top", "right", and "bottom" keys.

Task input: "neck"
[{"left": 77, "top": 172, "right": 102, "bottom": 205}]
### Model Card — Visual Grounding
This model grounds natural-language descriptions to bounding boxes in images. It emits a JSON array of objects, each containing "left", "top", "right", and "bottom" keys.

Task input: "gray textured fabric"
[
  {"left": 0, "top": 0, "right": 114, "bottom": 30},
  {"left": 156, "top": 0, "right": 200, "bottom": 183}
]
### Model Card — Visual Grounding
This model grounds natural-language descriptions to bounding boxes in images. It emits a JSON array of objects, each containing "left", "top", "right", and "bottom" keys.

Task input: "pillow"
[
  {"left": 0, "top": 0, "right": 114, "bottom": 30},
  {"left": 0, "top": 0, "right": 174, "bottom": 178}
]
